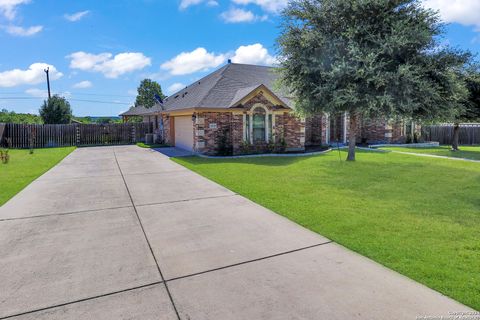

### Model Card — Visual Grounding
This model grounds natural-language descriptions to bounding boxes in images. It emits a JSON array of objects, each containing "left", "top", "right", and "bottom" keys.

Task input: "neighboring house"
[{"left": 121, "top": 62, "right": 417, "bottom": 155}]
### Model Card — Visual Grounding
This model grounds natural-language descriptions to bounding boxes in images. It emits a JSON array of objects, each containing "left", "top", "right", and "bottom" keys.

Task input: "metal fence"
[
  {"left": 422, "top": 124, "right": 480, "bottom": 145},
  {"left": 0, "top": 122, "right": 152, "bottom": 148}
]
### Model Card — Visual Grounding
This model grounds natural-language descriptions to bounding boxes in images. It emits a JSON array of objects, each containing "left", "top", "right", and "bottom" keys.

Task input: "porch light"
[{"left": 192, "top": 114, "right": 197, "bottom": 122}]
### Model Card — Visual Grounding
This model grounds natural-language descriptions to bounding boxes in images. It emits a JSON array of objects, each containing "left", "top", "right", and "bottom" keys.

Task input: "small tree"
[
  {"left": 39, "top": 96, "right": 73, "bottom": 124},
  {"left": 135, "top": 79, "right": 165, "bottom": 109},
  {"left": 278, "top": 0, "right": 469, "bottom": 161},
  {"left": 451, "top": 67, "right": 480, "bottom": 150}
]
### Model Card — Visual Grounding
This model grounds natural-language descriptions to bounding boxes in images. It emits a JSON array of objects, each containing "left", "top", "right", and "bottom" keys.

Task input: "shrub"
[{"left": 39, "top": 96, "right": 72, "bottom": 124}]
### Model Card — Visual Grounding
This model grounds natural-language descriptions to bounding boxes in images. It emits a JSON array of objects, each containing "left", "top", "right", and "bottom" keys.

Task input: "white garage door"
[{"left": 174, "top": 116, "right": 194, "bottom": 151}]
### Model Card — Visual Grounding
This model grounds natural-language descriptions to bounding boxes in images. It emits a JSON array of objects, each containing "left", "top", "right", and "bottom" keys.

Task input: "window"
[
  {"left": 244, "top": 114, "right": 250, "bottom": 142},
  {"left": 252, "top": 107, "right": 266, "bottom": 142},
  {"left": 268, "top": 114, "right": 273, "bottom": 140}
]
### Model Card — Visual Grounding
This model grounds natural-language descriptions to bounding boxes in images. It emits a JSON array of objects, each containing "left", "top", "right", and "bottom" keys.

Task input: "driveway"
[{"left": 0, "top": 146, "right": 473, "bottom": 319}]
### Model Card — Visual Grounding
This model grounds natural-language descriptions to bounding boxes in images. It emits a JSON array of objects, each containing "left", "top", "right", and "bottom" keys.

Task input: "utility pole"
[{"left": 44, "top": 67, "right": 51, "bottom": 100}]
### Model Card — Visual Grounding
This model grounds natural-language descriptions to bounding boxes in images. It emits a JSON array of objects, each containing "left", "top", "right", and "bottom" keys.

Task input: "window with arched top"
[
  {"left": 243, "top": 104, "right": 274, "bottom": 143},
  {"left": 252, "top": 107, "right": 266, "bottom": 142}
]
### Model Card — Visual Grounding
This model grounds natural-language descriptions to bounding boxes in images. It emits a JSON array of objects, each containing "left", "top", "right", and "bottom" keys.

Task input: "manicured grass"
[
  {"left": 381, "top": 145, "right": 480, "bottom": 160},
  {"left": 136, "top": 142, "right": 171, "bottom": 149},
  {"left": 0, "top": 147, "right": 75, "bottom": 206},
  {"left": 173, "top": 150, "right": 480, "bottom": 310}
]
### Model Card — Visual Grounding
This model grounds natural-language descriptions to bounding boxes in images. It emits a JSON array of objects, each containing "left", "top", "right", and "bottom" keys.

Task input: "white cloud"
[
  {"left": 25, "top": 88, "right": 72, "bottom": 99},
  {"left": 64, "top": 10, "right": 90, "bottom": 22},
  {"left": 231, "top": 0, "right": 288, "bottom": 13},
  {"left": 231, "top": 43, "right": 277, "bottom": 66},
  {"left": 67, "top": 51, "right": 152, "bottom": 78},
  {"left": 0, "top": 63, "right": 63, "bottom": 87},
  {"left": 161, "top": 48, "right": 226, "bottom": 75},
  {"left": 423, "top": 0, "right": 480, "bottom": 29},
  {"left": 179, "top": 0, "right": 218, "bottom": 10},
  {"left": 220, "top": 7, "right": 268, "bottom": 23},
  {"left": 72, "top": 80, "right": 92, "bottom": 89},
  {"left": 0, "top": 0, "right": 30, "bottom": 20},
  {"left": 25, "top": 88, "right": 47, "bottom": 98},
  {"left": 167, "top": 82, "right": 186, "bottom": 94},
  {"left": 68, "top": 52, "right": 111, "bottom": 70},
  {"left": 3, "top": 24, "right": 42, "bottom": 36}
]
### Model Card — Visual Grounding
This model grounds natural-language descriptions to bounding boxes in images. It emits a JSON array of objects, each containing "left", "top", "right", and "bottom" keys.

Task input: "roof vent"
[{"left": 228, "top": 59, "right": 232, "bottom": 64}]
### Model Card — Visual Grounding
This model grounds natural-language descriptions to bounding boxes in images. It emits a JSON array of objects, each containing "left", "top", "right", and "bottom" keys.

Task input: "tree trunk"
[
  {"left": 346, "top": 112, "right": 358, "bottom": 161},
  {"left": 452, "top": 122, "right": 460, "bottom": 151}
]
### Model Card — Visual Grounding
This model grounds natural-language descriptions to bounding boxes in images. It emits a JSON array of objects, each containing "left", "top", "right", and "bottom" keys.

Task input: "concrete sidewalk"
[{"left": 0, "top": 146, "right": 473, "bottom": 319}]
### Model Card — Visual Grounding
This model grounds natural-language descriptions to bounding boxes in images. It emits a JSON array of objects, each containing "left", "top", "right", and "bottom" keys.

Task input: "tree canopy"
[
  {"left": 451, "top": 66, "right": 480, "bottom": 150},
  {"left": 39, "top": 96, "right": 73, "bottom": 124},
  {"left": 0, "top": 109, "right": 42, "bottom": 124},
  {"left": 461, "top": 67, "right": 480, "bottom": 121},
  {"left": 278, "top": 0, "right": 471, "bottom": 160},
  {"left": 135, "top": 79, "right": 165, "bottom": 109}
]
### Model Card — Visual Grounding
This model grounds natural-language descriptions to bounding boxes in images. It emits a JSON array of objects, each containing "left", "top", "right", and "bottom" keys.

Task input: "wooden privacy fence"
[
  {"left": 0, "top": 123, "right": 152, "bottom": 149},
  {"left": 422, "top": 124, "right": 480, "bottom": 145}
]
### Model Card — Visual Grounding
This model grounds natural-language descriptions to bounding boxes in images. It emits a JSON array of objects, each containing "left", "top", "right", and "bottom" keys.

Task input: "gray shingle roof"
[
  {"left": 120, "top": 104, "right": 163, "bottom": 116},
  {"left": 120, "top": 63, "right": 292, "bottom": 116}
]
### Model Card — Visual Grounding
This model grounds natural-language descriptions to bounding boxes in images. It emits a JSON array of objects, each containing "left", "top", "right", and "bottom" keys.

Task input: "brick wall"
[
  {"left": 190, "top": 94, "right": 307, "bottom": 155},
  {"left": 360, "top": 118, "right": 406, "bottom": 144},
  {"left": 161, "top": 114, "right": 171, "bottom": 144},
  {"left": 328, "top": 114, "right": 409, "bottom": 144},
  {"left": 360, "top": 118, "right": 389, "bottom": 143},
  {"left": 305, "top": 114, "right": 326, "bottom": 146},
  {"left": 194, "top": 112, "right": 233, "bottom": 155},
  {"left": 275, "top": 113, "right": 305, "bottom": 151},
  {"left": 162, "top": 91, "right": 308, "bottom": 155}
]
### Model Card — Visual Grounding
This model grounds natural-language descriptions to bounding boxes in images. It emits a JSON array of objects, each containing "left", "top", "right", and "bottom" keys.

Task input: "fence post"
[
  {"left": 75, "top": 125, "right": 80, "bottom": 146},
  {"left": 131, "top": 124, "right": 136, "bottom": 144}
]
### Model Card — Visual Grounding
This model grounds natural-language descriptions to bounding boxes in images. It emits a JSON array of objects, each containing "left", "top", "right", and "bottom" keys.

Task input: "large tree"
[
  {"left": 278, "top": 0, "right": 469, "bottom": 161},
  {"left": 451, "top": 67, "right": 480, "bottom": 150},
  {"left": 39, "top": 96, "right": 72, "bottom": 124},
  {"left": 135, "top": 79, "right": 165, "bottom": 108}
]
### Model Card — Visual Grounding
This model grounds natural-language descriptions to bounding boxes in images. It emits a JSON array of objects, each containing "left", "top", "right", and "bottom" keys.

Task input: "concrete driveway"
[{"left": 0, "top": 146, "right": 473, "bottom": 319}]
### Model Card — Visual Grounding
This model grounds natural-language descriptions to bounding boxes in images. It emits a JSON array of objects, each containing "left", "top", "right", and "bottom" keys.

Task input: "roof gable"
[{"left": 229, "top": 84, "right": 291, "bottom": 109}]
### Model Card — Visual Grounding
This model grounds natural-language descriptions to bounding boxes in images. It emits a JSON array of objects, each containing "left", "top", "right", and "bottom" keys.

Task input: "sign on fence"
[{"left": 2, "top": 123, "right": 152, "bottom": 149}]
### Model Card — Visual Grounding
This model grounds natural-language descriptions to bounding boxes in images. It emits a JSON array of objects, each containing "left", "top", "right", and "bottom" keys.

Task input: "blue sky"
[{"left": 0, "top": 0, "right": 479, "bottom": 117}]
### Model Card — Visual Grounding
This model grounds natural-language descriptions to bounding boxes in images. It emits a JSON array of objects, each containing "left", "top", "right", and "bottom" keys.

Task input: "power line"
[
  {"left": 69, "top": 92, "right": 135, "bottom": 98},
  {"left": 0, "top": 96, "right": 132, "bottom": 105},
  {"left": 0, "top": 92, "right": 135, "bottom": 98},
  {"left": 70, "top": 99, "right": 132, "bottom": 105}
]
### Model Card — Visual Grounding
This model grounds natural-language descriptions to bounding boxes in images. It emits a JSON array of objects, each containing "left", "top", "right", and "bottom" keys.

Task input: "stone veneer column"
[{"left": 194, "top": 113, "right": 205, "bottom": 152}]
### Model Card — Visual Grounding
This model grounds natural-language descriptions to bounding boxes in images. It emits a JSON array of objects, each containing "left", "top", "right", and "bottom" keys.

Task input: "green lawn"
[
  {"left": 136, "top": 142, "right": 171, "bottom": 149},
  {"left": 173, "top": 150, "right": 480, "bottom": 310},
  {"left": 0, "top": 147, "right": 75, "bottom": 206},
  {"left": 381, "top": 145, "right": 480, "bottom": 160}
]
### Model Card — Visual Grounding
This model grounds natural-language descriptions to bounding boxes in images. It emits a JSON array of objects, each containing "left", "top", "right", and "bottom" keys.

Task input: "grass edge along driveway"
[
  {"left": 381, "top": 145, "right": 480, "bottom": 161},
  {"left": 0, "top": 147, "right": 75, "bottom": 206},
  {"left": 173, "top": 150, "right": 480, "bottom": 310}
]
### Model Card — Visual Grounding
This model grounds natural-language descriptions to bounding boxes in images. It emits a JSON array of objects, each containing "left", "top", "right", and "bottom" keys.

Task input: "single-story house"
[{"left": 121, "top": 62, "right": 418, "bottom": 155}]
